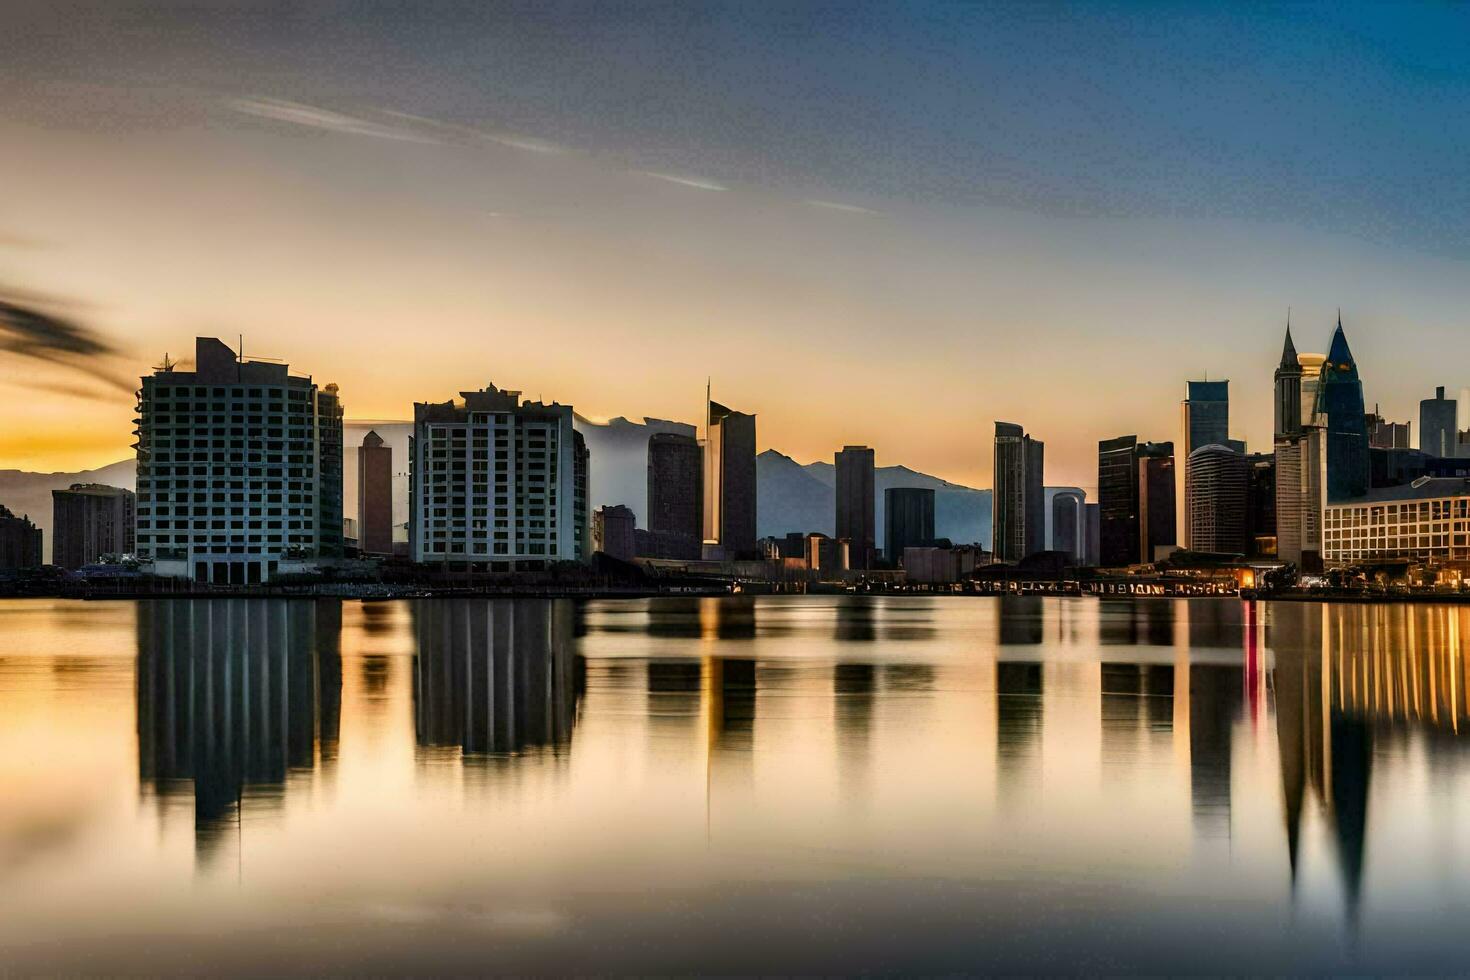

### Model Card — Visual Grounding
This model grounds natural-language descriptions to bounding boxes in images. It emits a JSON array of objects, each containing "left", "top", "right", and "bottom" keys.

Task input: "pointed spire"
[
  {"left": 1279, "top": 310, "right": 1298, "bottom": 369},
  {"left": 1327, "top": 310, "right": 1354, "bottom": 370}
]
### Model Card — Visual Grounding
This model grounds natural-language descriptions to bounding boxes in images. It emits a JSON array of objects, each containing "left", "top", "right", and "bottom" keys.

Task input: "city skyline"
[{"left": 6, "top": 4, "right": 1470, "bottom": 489}]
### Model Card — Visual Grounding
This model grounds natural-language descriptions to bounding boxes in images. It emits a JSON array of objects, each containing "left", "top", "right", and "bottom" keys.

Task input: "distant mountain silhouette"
[
  {"left": 760, "top": 450, "right": 994, "bottom": 549},
  {"left": 573, "top": 416, "right": 696, "bottom": 523}
]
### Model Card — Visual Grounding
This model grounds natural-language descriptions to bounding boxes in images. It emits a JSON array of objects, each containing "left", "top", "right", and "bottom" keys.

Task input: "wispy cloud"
[
  {"left": 377, "top": 109, "right": 566, "bottom": 154},
  {"left": 636, "top": 171, "right": 728, "bottom": 192},
  {"left": 804, "top": 199, "right": 879, "bottom": 215},
  {"left": 229, "top": 98, "right": 440, "bottom": 144}
]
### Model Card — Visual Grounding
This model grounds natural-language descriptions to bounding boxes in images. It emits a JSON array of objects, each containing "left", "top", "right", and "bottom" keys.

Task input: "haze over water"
[{"left": 2, "top": 595, "right": 1469, "bottom": 974}]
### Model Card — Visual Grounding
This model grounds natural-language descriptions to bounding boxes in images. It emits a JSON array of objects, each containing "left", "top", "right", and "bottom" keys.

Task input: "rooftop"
[{"left": 1335, "top": 477, "right": 1470, "bottom": 504}]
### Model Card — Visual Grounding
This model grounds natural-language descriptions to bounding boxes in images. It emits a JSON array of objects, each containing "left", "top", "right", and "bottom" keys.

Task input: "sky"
[{"left": 2, "top": 1, "right": 1470, "bottom": 492}]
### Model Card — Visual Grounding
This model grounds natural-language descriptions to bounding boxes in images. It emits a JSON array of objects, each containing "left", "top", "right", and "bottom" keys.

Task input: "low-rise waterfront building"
[
  {"left": 1323, "top": 477, "right": 1470, "bottom": 567},
  {"left": 51, "top": 483, "right": 134, "bottom": 569}
]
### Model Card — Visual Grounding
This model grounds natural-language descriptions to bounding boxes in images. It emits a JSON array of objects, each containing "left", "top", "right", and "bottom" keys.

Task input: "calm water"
[{"left": 2, "top": 595, "right": 1470, "bottom": 974}]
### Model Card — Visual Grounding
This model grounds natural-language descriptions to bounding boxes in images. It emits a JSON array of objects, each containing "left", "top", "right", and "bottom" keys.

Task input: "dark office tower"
[
  {"left": 835, "top": 446, "right": 876, "bottom": 569},
  {"left": 647, "top": 432, "right": 703, "bottom": 559},
  {"left": 317, "top": 383, "right": 345, "bottom": 560},
  {"left": 1275, "top": 324, "right": 1303, "bottom": 438},
  {"left": 1420, "top": 386, "right": 1458, "bottom": 458},
  {"left": 1321, "top": 316, "right": 1369, "bottom": 502},
  {"left": 884, "top": 487, "right": 934, "bottom": 563},
  {"left": 1182, "top": 379, "right": 1230, "bottom": 549},
  {"left": 1084, "top": 503, "right": 1101, "bottom": 567},
  {"left": 993, "top": 422, "right": 1044, "bottom": 563},
  {"left": 1098, "top": 435, "right": 1141, "bottom": 566},
  {"left": 703, "top": 397, "right": 758, "bottom": 559},
  {"left": 51, "top": 483, "right": 134, "bottom": 569},
  {"left": 1186, "top": 444, "right": 1248, "bottom": 554},
  {"left": 0, "top": 504, "right": 43, "bottom": 570},
  {"left": 1051, "top": 489, "right": 1085, "bottom": 563},
  {"left": 357, "top": 430, "right": 393, "bottom": 556},
  {"left": 1137, "top": 441, "right": 1177, "bottom": 562},
  {"left": 1245, "top": 452, "right": 1277, "bottom": 557}
]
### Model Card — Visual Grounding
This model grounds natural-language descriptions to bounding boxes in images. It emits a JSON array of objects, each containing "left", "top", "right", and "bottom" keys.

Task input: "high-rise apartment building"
[
  {"left": 1186, "top": 444, "right": 1248, "bottom": 555},
  {"left": 703, "top": 397, "right": 757, "bottom": 560},
  {"left": 134, "top": 337, "right": 344, "bottom": 585},
  {"left": 1420, "top": 386, "right": 1458, "bottom": 458},
  {"left": 884, "top": 487, "right": 935, "bottom": 563},
  {"left": 647, "top": 432, "right": 702, "bottom": 559},
  {"left": 357, "top": 430, "right": 393, "bottom": 556},
  {"left": 0, "top": 504, "right": 42, "bottom": 570},
  {"left": 835, "top": 446, "right": 876, "bottom": 569},
  {"left": 409, "top": 383, "right": 587, "bottom": 569},
  {"left": 993, "top": 421, "right": 1044, "bottom": 562},
  {"left": 51, "top": 483, "right": 134, "bottom": 569}
]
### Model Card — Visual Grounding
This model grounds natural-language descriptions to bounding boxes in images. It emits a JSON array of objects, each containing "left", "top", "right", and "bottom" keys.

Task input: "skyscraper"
[
  {"left": 834, "top": 446, "right": 876, "bottom": 570},
  {"left": 409, "top": 383, "right": 586, "bottom": 569},
  {"left": 1182, "top": 379, "right": 1230, "bottom": 548},
  {"left": 1186, "top": 444, "right": 1248, "bottom": 555},
  {"left": 1245, "top": 452, "right": 1277, "bottom": 558},
  {"left": 1137, "top": 442, "right": 1177, "bottom": 562},
  {"left": 357, "top": 430, "right": 393, "bottom": 556},
  {"left": 1320, "top": 315, "right": 1369, "bottom": 502},
  {"left": 134, "top": 337, "right": 344, "bottom": 585},
  {"left": 51, "top": 483, "right": 134, "bottom": 569},
  {"left": 1275, "top": 335, "right": 1328, "bottom": 571},
  {"left": 703, "top": 396, "right": 758, "bottom": 560},
  {"left": 993, "top": 421, "right": 1044, "bottom": 563},
  {"left": 884, "top": 487, "right": 934, "bottom": 563},
  {"left": 1420, "top": 386, "right": 1458, "bottom": 458},
  {"left": 647, "top": 432, "right": 703, "bottom": 559}
]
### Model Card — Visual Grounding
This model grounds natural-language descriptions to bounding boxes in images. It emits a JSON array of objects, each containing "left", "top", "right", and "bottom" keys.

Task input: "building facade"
[
  {"left": 1182, "top": 379, "right": 1231, "bottom": 550},
  {"left": 1323, "top": 478, "right": 1470, "bottom": 567},
  {"left": 592, "top": 504, "right": 637, "bottom": 561},
  {"left": 885, "top": 487, "right": 935, "bottom": 563},
  {"left": 1186, "top": 444, "right": 1248, "bottom": 555},
  {"left": 703, "top": 398, "right": 757, "bottom": 559},
  {"left": 993, "top": 421, "right": 1044, "bottom": 563},
  {"left": 409, "top": 383, "right": 587, "bottom": 569},
  {"left": 134, "top": 337, "right": 344, "bottom": 584},
  {"left": 647, "top": 432, "right": 703, "bottom": 560},
  {"left": 835, "top": 445, "right": 876, "bottom": 569},
  {"left": 0, "top": 504, "right": 43, "bottom": 570},
  {"left": 1275, "top": 330, "right": 1328, "bottom": 571},
  {"left": 1245, "top": 452, "right": 1277, "bottom": 558},
  {"left": 357, "top": 430, "right": 394, "bottom": 556},
  {"left": 51, "top": 483, "right": 135, "bottom": 569}
]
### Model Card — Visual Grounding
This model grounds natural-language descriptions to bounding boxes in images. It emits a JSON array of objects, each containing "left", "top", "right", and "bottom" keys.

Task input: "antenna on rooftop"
[{"left": 154, "top": 353, "right": 175, "bottom": 373}]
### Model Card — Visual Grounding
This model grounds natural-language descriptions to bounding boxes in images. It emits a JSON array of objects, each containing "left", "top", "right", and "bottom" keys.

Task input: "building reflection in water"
[
  {"left": 135, "top": 599, "right": 342, "bottom": 863},
  {"left": 412, "top": 599, "right": 583, "bottom": 758}
]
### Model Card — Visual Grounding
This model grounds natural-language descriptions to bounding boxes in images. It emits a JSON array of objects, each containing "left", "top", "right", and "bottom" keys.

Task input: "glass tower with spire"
[{"left": 1320, "top": 314, "right": 1369, "bottom": 502}]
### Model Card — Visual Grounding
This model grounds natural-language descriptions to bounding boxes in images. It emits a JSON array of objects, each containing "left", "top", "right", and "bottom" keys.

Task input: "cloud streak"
[
  {"left": 804, "top": 199, "right": 880, "bottom": 215},
  {"left": 636, "top": 171, "right": 728, "bottom": 192},
  {"left": 377, "top": 109, "right": 566, "bottom": 154},
  {"left": 230, "top": 98, "right": 440, "bottom": 144}
]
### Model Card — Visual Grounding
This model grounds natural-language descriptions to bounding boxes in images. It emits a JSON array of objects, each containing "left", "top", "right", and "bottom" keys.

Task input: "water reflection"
[
  {"left": 10, "top": 595, "right": 1470, "bottom": 972},
  {"left": 135, "top": 599, "right": 341, "bottom": 863},
  {"left": 412, "top": 599, "right": 582, "bottom": 759}
]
